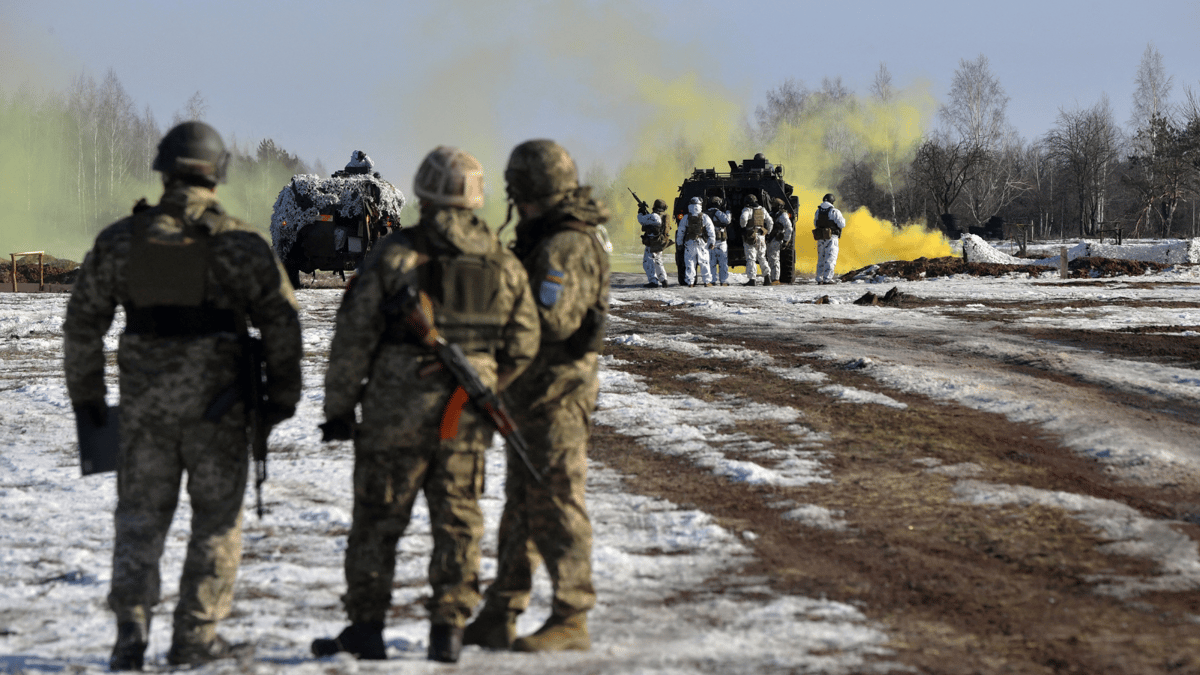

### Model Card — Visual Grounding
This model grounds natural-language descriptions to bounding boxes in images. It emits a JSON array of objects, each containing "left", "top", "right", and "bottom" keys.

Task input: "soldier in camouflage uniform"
[
  {"left": 765, "top": 198, "right": 794, "bottom": 286},
  {"left": 463, "top": 139, "right": 609, "bottom": 652},
  {"left": 312, "top": 146, "right": 540, "bottom": 664},
  {"left": 62, "top": 121, "right": 303, "bottom": 670}
]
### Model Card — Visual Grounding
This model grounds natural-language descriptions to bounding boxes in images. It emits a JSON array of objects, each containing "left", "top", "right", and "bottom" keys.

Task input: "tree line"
[
  {"left": 773, "top": 47, "right": 1200, "bottom": 241},
  {"left": 0, "top": 68, "right": 314, "bottom": 259}
]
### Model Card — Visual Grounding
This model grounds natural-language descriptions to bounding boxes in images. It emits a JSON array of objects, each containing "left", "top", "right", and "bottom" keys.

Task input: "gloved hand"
[
  {"left": 74, "top": 402, "right": 108, "bottom": 428},
  {"left": 319, "top": 416, "right": 354, "bottom": 442},
  {"left": 262, "top": 400, "right": 295, "bottom": 428}
]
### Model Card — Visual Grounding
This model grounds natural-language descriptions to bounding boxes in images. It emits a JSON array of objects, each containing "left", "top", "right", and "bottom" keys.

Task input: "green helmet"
[
  {"left": 652, "top": 198, "right": 668, "bottom": 212},
  {"left": 504, "top": 139, "right": 578, "bottom": 204},
  {"left": 153, "top": 121, "right": 230, "bottom": 185}
]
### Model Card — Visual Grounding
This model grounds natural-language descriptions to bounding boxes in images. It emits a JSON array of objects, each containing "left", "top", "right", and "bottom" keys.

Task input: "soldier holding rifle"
[{"left": 313, "top": 146, "right": 540, "bottom": 663}]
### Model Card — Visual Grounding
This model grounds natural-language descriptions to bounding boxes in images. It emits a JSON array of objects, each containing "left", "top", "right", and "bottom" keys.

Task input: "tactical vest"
[
  {"left": 770, "top": 214, "right": 787, "bottom": 241},
  {"left": 640, "top": 214, "right": 663, "bottom": 247},
  {"left": 708, "top": 210, "right": 727, "bottom": 241},
  {"left": 748, "top": 207, "right": 766, "bottom": 240},
  {"left": 816, "top": 206, "right": 835, "bottom": 228},
  {"left": 122, "top": 202, "right": 240, "bottom": 336},
  {"left": 684, "top": 213, "right": 705, "bottom": 241},
  {"left": 383, "top": 224, "right": 507, "bottom": 354}
]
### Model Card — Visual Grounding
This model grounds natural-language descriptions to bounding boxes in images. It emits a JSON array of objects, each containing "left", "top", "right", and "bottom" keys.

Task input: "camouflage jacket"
[
  {"left": 63, "top": 183, "right": 302, "bottom": 412},
  {"left": 511, "top": 187, "right": 611, "bottom": 366},
  {"left": 323, "top": 207, "right": 540, "bottom": 425}
]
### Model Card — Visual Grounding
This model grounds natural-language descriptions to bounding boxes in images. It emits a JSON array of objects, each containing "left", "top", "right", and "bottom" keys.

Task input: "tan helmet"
[
  {"left": 504, "top": 139, "right": 578, "bottom": 203},
  {"left": 413, "top": 146, "right": 485, "bottom": 209}
]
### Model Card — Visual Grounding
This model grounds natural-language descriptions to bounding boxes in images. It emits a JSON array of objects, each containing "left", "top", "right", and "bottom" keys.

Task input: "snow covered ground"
[{"left": 2, "top": 243, "right": 1199, "bottom": 673}]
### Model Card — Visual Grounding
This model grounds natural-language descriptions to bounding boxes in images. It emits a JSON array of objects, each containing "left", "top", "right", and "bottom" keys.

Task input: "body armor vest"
[
  {"left": 749, "top": 207, "right": 766, "bottom": 240},
  {"left": 816, "top": 206, "right": 834, "bottom": 227},
  {"left": 384, "top": 225, "right": 507, "bottom": 353},
  {"left": 684, "top": 213, "right": 705, "bottom": 241},
  {"left": 709, "top": 210, "right": 727, "bottom": 241}
]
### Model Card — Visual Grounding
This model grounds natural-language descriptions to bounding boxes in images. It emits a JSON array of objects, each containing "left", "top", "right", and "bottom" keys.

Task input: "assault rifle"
[
  {"left": 204, "top": 336, "right": 270, "bottom": 518},
  {"left": 627, "top": 187, "right": 649, "bottom": 214},
  {"left": 386, "top": 286, "right": 543, "bottom": 484}
]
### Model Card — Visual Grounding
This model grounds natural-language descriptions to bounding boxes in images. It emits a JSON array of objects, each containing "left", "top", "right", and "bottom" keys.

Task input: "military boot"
[
  {"left": 743, "top": 279, "right": 757, "bottom": 286},
  {"left": 427, "top": 624, "right": 464, "bottom": 663},
  {"left": 166, "top": 635, "right": 254, "bottom": 667},
  {"left": 109, "top": 621, "right": 149, "bottom": 671},
  {"left": 462, "top": 608, "right": 519, "bottom": 650},
  {"left": 311, "top": 621, "right": 386, "bottom": 660},
  {"left": 511, "top": 613, "right": 590, "bottom": 652}
]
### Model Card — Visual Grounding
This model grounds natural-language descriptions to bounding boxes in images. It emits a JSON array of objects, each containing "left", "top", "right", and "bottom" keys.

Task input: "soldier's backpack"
[
  {"left": 684, "top": 213, "right": 705, "bottom": 241},
  {"left": 814, "top": 206, "right": 838, "bottom": 240},
  {"left": 709, "top": 209, "right": 728, "bottom": 241}
]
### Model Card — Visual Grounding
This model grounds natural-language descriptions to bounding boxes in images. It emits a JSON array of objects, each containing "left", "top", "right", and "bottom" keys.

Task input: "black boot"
[
  {"left": 109, "top": 621, "right": 148, "bottom": 671},
  {"left": 428, "top": 624, "right": 463, "bottom": 663},
  {"left": 311, "top": 621, "right": 386, "bottom": 660}
]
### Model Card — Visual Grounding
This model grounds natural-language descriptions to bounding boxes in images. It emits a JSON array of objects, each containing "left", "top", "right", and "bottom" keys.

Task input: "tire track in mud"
[{"left": 596, "top": 297, "right": 1200, "bottom": 674}]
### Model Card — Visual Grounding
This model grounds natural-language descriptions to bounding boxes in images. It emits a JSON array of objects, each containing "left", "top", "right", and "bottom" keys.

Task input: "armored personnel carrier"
[
  {"left": 270, "top": 151, "right": 405, "bottom": 287},
  {"left": 672, "top": 153, "right": 798, "bottom": 284}
]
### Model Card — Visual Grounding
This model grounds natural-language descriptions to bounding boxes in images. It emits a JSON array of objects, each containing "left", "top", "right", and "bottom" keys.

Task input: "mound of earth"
[
  {"left": 1, "top": 255, "right": 81, "bottom": 285},
  {"left": 845, "top": 255, "right": 1173, "bottom": 281}
]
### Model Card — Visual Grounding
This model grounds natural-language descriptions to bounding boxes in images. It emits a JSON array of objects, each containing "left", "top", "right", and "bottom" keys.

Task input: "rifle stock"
[{"left": 394, "top": 287, "right": 543, "bottom": 484}]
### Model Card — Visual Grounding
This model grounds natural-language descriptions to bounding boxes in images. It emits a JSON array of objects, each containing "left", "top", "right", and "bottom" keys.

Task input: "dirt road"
[{"left": 594, "top": 272, "right": 1200, "bottom": 674}]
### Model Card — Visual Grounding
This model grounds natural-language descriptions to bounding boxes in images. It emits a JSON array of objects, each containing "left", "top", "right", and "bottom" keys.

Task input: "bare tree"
[
  {"left": 939, "top": 55, "right": 1025, "bottom": 226},
  {"left": 171, "top": 91, "right": 208, "bottom": 126},
  {"left": 1044, "top": 97, "right": 1122, "bottom": 237},
  {"left": 940, "top": 55, "right": 1011, "bottom": 151},
  {"left": 1130, "top": 43, "right": 1174, "bottom": 133},
  {"left": 909, "top": 138, "right": 989, "bottom": 223}
]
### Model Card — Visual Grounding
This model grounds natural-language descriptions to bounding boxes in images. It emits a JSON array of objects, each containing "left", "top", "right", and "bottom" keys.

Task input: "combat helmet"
[
  {"left": 413, "top": 146, "right": 485, "bottom": 209},
  {"left": 708, "top": 196, "right": 724, "bottom": 209},
  {"left": 153, "top": 121, "right": 230, "bottom": 186},
  {"left": 823, "top": 193, "right": 835, "bottom": 204},
  {"left": 745, "top": 194, "right": 758, "bottom": 207},
  {"left": 652, "top": 198, "right": 668, "bottom": 212},
  {"left": 505, "top": 139, "right": 578, "bottom": 204}
]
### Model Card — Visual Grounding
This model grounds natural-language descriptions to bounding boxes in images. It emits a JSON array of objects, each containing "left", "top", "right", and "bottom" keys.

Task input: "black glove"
[
  {"left": 262, "top": 400, "right": 295, "bottom": 428},
  {"left": 319, "top": 416, "right": 354, "bottom": 442},
  {"left": 74, "top": 402, "right": 108, "bottom": 428}
]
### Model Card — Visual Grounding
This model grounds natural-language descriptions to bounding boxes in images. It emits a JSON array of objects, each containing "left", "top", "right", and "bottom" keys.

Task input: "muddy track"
[{"left": 594, "top": 297, "right": 1200, "bottom": 673}]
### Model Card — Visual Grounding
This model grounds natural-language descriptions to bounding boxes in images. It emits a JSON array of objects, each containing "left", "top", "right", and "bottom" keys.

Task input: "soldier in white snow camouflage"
[{"left": 63, "top": 121, "right": 302, "bottom": 670}]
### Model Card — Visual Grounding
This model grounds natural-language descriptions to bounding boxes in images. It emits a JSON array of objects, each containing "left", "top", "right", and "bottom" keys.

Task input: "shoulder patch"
[{"left": 539, "top": 269, "right": 566, "bottom": 307}]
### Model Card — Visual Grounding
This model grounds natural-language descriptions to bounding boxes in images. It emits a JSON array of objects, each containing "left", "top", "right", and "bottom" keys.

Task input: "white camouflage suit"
[
  {"left": 815, "top": 200, "right": 847, "bottom": 283},
  {"left": 740, "top": 204, "right": 773, "bottom": 283},
  {"left": 638, "top": 211, "right": 669, "bottom": 285},
  {"left": 766, "top": 209, "right": 793, "bottom": 284},
  {"left": 676, "top": 202, "right": 715, "bottom": 286},
  {"left": 707, "top": 206, "right": 731, "bottom": 285}
]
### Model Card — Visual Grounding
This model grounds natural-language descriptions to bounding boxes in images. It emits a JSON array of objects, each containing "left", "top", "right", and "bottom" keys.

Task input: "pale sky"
[{"left": 3, "top": 0, "right": 1199, "bottom": 182}]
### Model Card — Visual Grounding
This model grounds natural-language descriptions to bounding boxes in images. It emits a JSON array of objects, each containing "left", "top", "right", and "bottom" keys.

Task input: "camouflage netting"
[{"left": 269, "top": 173, "right": 405, "bottom": 260}]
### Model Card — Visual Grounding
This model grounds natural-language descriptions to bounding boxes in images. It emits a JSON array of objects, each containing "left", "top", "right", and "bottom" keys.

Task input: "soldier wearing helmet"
[
  {"left": 313, "top": 146, "right": 540, "bottom": 664},
  {"left": 63, "top": 121, "right": 302, "bottom": 669},
  {"left": 739, "top": 193, "right": 774, "bottom": 285},
  {"left": 638, "top": 198, "right": 671, "bottom": 287},
  {"left": 766, "top": 197, "right": 794, "bottom": 285},
  {"left": 706, "top": 196, "right": 732, "bottom": 285},
  {"left": 676, "top": 196, "right": 716, "bottom": 287},
  {"left": 464, "top": 139, "right": 609, "bottom": 653},
  {"left": 813, "top": 193, "right": 847, "bottom": 284}
]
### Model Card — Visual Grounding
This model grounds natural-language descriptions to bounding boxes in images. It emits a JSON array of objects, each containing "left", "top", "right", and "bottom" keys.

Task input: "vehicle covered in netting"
[{"left": 270, "top": 151, "right": 405, "bottom": 287}]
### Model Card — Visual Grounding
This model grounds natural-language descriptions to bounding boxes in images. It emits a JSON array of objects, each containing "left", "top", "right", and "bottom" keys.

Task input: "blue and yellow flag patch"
[{"left": 539, "top": 269, "right": 565, "bottom": 307}]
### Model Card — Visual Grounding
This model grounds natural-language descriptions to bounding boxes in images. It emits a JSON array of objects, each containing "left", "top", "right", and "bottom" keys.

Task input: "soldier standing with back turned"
[
  {"left": 638, "top": 198, "right": 671, "bottom": 288},
  {"left": 766, "top": 198, "right": 794, "bottom": 285},
  {"left": 740, "top": 194, "right": 773, "bottom": 285},
  {"left": 814, "top": 192, "right": 847, "bottom": 284},
  {"left": 463, "top": 139, "right": 610, "bottom": 652},
  {"left": 312, "top": 146, "right": 540, "bottom": 663},
  {"left": 707, "top": 196, "right": 732, "bottom": 285},
  {"left": 63, "top": 121, "right": 303, "bottom": 670}
]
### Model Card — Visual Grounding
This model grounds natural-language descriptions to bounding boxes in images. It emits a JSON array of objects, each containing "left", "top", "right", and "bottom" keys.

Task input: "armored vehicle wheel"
[{"left": 285, "top": 263, "right": 301, "bottom": 289}]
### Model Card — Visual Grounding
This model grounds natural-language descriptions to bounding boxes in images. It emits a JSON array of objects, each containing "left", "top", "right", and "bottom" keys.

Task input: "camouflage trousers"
[
  {"left": 108, "top": 401, "right": 247, "bottom": 647},
  {"left": 342, "top": 422, "right": 489, "bottom": 628},
  {"left": 816, "top": 236, "right": 840, "bottom": 283},
  {"left": 482, "top": 356, "right": 598, "bottom": 618}
]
